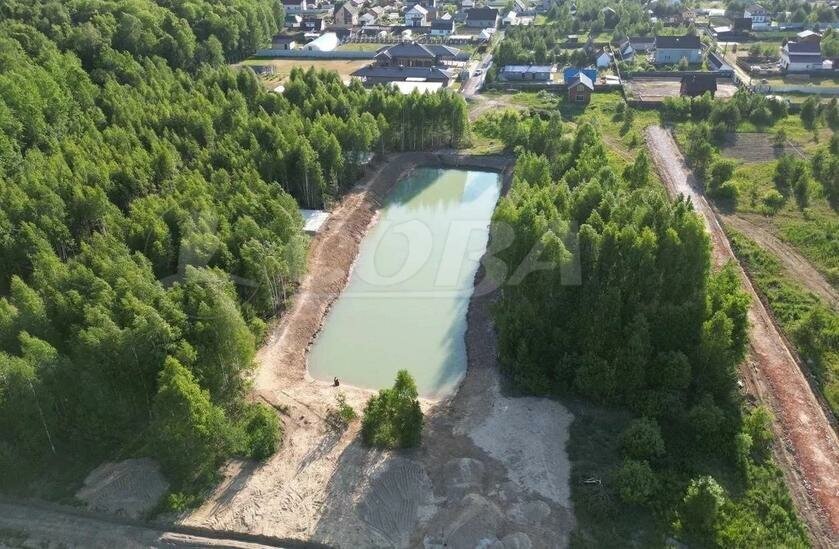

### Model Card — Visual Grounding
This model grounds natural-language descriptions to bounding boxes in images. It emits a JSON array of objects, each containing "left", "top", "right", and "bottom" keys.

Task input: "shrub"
[
  {"left": 620, "top": 418, "right": 665, "bottom": 461},
  {"left": 361, "top": 370, "right": 423, "bottom": 448},
  {"left": 614, "top": 459, "right": 658, "bottom": 505},
  {"left": 762, "top": 189, "right": 785, "bottom": 214},
  {"left": 677, "top": 476, "right": 727, "bottom": 541},
  {"left": 240, "top": 402, "right": 281, "bottom": 460},
  {"left": 325, "top": 392, "right": 357, "bottom": 431}
]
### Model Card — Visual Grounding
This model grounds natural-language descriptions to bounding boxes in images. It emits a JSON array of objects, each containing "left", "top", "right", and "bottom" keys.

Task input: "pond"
[{"left": 308, "top": 168, "right": 501, "bottom": 398}]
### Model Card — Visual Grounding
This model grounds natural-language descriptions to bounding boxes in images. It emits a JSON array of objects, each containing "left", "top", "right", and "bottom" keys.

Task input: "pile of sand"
[{"left": 76, "top": 458, "right": 168, "bottom": 519}]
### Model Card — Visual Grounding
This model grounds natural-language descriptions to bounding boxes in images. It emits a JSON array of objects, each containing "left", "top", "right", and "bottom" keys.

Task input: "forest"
[
  {"left": 0, "top": 0, "right": 468, "bottom": 496},
  {"left": 478, "top": 111, "right": 808, "bottom": 546}
]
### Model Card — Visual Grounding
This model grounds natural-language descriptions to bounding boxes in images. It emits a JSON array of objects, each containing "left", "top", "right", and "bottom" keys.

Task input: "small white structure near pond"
[{"left": 301, "top": 209, "right": 330, "bottom": 234}]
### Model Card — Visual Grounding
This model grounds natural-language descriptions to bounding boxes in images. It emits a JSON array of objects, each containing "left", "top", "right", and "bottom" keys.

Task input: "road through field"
[{"left": 646, "top": 126, "right": 839, "bottom": 546}]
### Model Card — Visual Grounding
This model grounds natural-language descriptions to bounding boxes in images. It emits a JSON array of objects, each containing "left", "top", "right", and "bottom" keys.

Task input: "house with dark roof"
[
  {"left": 351, "top": 65, "right": 453, "bottom": 86},
  {"left": 302, "top": 15, "right": 327, "bottom": 32},
  {"left": 283, "top": 0, "right": 307, "bottom": 14},
  {"left": 271, "top": 35, "right": 299, "bottom": 50},
  {"left": 431, "top": 18, "right": 456, "bottom": 36},
  {"left": 780, "top": 38, "right": 824, "bottom": 72},
  {"left": 680, "top": 73, "right": 717, "bottom": 97},
  {"left": 744, "top": 3, "right": 770, "bottom": 30},
  {"left": 333, "top": 3, "right": 359, "bottom": 27},
  {"left": 567, "top": 72, "right": 594, "bottom": 103},
  {"left": 405, "top": 4, "right": 429, "bottom": 27},
  {"left": 373, "top": 42, "right": 468, "bottom": 67},
  {"left": 654, "top": 34, "right": 702, "bottom": 65},
  {"left": 465, "top": 7, "right": 500, "bottom": 28}
]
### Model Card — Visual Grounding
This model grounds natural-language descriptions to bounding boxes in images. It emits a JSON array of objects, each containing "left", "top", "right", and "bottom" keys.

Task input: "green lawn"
[{"left": 335, "top": 43, "right": 387, "bottom": 52}]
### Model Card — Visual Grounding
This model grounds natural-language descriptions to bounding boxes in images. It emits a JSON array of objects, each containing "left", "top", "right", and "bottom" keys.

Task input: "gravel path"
[{"left": 646, "top": 126, "right": 839, "bottom": 546}]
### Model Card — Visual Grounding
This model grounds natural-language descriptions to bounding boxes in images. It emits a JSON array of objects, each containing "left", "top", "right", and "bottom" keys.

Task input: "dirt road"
[
  {"left": 646, "top": 126, "right": 839, "bottom": 546},
  {"left": 721, "top": 213, "right": 838, "bottom": 309}
]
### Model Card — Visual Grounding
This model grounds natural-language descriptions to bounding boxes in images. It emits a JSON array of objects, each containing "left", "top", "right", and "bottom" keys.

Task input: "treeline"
[
  {"left": 0, "top": 2, "right": 467, "bottom": 497},
  {"left": 478, "top": 112, "right": 808, "bottom": 546},
  {"left": 0, "top": 0, "right": 282, "bottom": 65}
]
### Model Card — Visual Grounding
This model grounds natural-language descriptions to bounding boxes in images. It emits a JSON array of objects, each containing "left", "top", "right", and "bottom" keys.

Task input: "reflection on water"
[{"left": 308, "top": 168, "right": 501, "bottom": 398}]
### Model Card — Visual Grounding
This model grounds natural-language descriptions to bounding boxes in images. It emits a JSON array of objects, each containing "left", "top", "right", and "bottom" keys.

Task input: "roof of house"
[
  {"left": 655, "top": 34, "right": 701, "bottom": 49},
  {"left": 745, "top": 3, "right": 767, "bottom": 13},
  {"left": 407, "top": 4, "right": 429, "bottom": 14},
  {"left": 466, "top": 7, "right": 500, "bottom": 20},
  {"left": 431, "top": 18, "right": 455, "bottom": 29},
  {"left": 629, "top": 36, "right": 655, "bottom": 43},
  {"left": 377, "top": 42, "right": 437, "bottom": 60},
  {"left": 352, "top": 65, "right": 453, "bottom": 81},
  {"left": 786, "top": 40, "right": 821, "bottom": 54},
  {"left": 787, "top": 53, "right": 824, "bottom": 63},
  {"left": 567, "top": 72, "right": 594, "bottom": 90},
  {"left": 681, "top": 73, "right": 717, "bottom": 94},
  {"left": 425, "top": 44, "right": 469, "bottom": 60},
  {"left": 335, "top": 3, "right": 359, "bottom": 15},
  {"left": 272, "top": 35, "right": 297, "bottom": 43},
  {"left": 502, "top": 64, "right": 554, "bottom": 73}
]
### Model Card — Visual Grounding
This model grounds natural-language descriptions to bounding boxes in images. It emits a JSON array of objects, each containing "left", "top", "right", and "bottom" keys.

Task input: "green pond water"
[{"left": 308, "top": 168, "right": 501, "bottom": 398}]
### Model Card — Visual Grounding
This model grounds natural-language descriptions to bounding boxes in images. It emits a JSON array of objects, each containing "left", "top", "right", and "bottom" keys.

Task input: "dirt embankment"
[
  {"left": 646, "top": 126, "right": 839, "bottom": 547},
  {"left": 183, "top": 151, "right": 578, "bottom": 548}
]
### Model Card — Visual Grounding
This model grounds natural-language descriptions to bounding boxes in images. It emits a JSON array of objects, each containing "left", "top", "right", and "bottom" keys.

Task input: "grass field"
[
  {"left": 335, "top": 43, "right": 387, "bottom": 52},
  {"left": 239, "top": 58, "right": 371, "bottom": 86}
]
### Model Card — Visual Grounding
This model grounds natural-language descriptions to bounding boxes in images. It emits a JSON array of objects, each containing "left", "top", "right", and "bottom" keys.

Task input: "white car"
[{"left": 474, "top": 69, "right": 483, "bottom": 76}]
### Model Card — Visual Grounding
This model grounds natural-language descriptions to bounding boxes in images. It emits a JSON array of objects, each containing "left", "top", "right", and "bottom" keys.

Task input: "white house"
[
  {"left": 780, "top": 38, "right": 823, "bottom": 72},
  {"left": 744, "top": 3, "right": 771, "bottom": 30},
  {"left": 503, "top": 11, "right": 518, "bottom": 26},
  {"left": 405, "top": 4, "right": 429, "bottom": 27}
]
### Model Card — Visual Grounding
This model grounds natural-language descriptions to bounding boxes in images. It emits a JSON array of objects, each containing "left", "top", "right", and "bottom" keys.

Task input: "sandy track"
[
  {"left": 721, "top": 213, "right": 838, "bottom": 309},
  {"left": 184, "top": 152, "right": 577, "bottom": 548},
  {"left": 646, "top": 126, "right": 839, "bottom": 546}
]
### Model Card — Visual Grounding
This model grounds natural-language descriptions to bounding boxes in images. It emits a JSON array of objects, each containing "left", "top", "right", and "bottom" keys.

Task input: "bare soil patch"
[
  {"left": 720, "top": 132, "right": 793, "bottom": 162},
  {"left": 625, "top": 78, "right": 737, "bottom": 103},
  {"left": 181, "top": 151, "right": 577, "bottom": 548},
  {"left": 647, "top": 126, "right": 839, "bottom": 546},
  {"left": 75, "top": 458, "right": 168, "bottom": 519}
]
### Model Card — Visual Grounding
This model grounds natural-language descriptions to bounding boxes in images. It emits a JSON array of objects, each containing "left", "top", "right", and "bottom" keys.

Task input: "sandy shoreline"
[{"left": 182, "top": 151, "right": 578, "bottom": 547}]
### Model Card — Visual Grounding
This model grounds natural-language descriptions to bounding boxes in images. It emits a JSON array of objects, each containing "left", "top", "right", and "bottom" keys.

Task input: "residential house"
[
  {"left": 405, "top": 4, "right": 429, "bottom": 27},
  {"left": 374, "top": 42, "right": 467, "bottom": 67},
  {"left": 461, "top": 0, "right": 475, "bottom": 8},
  {"left": 465, "top": 7, "right": 500, "bottom": 28},
  {"left": 304, "top": 32, "right": 339, "bottom": 51},
  {"left": 420, "top": 0, "right": 438, "bottom": 7},
  {"left": 680, "top": 73, "right": 717, "bottom": 97},
  {"left": 431, "top": 18, "right": 456, "bottom": 36},
  {"left": 359, "top": 10, "right": 378, "bottom": 25},
  {"left": 654, "top": 34, "right": 702, "bottom": 65},
  {"left": 284, "top": 0, "right": 307, "bottom": 14},
  {"left": 333, "top": 3, "right": 359, "bottom": 26},
  {"left": 302, "top": 15, "right": 327, "bottom": 32},
  {"left": 797, "top": 30, "right": 821, "bottom": 43},
  {"left": 271, "top": 35, "right": 298, "bottom": 50},
  {"left": 285, "top": 14, "right": 303, "bottom": 28},
  {"left": 567, "top": 72, "right": 594, "bottom": 103},
  {"left": 780, "top": 38, "right": 823, "bottom": 72},
  {"left": 503, "top": 11, "right": 519, "bottom": 26},
  {"left": 351, "top": 65, "right": 453, "bottom": 86},
  {"left": 744, "top": 3, "right": 770, "bottom": 30},
  {"left": 500, "top": 64, "right": 554, "bottom": 80},
  {"left": 595, "top": 49, "right": 613, "bottom": 68},
  {"left": 628, "top": 36, "right": 655, "bottom": 52}
]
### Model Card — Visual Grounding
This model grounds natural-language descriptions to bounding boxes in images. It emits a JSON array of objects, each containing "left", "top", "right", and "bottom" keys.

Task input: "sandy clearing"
[
  {"left": 75, "top": 458, "right": 168, "bottom": 519},
  {"left": 180, "top": 151, "right": 577, "bottom": 548},
  {"left": 646, "top": 126, "right": 839, "bottom": 546}
]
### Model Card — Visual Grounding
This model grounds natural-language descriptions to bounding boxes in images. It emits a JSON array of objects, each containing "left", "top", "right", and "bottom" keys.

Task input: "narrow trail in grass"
[
  {"left": 721, "top": 213, "right": 838, "bottom": 309},
  {"left": 646, "top": 126, "right": 839, "bottom": 547}
]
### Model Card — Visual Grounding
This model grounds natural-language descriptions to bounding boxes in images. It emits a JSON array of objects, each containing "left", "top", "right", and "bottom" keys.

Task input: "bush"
[
  {"left": 677, "top": 476, "right": 727, "bottom": 542},
  {"left": 620, "top": 418, "right": 665, "bottom": 461},
  {"left": 614, "top": 459, "right": 658, "bottom": 505},
  {"left": 361, "top": 370, "right": 423, "bottom": 448},
  {"left": 325, "top": 392, "right": 357, "bottom": 431},
  {"left": 239, "top": 402, "right": 281, "bottom": 460},
  {"left": 762, "top": 189, "right": 786, "bottom": 214}
]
